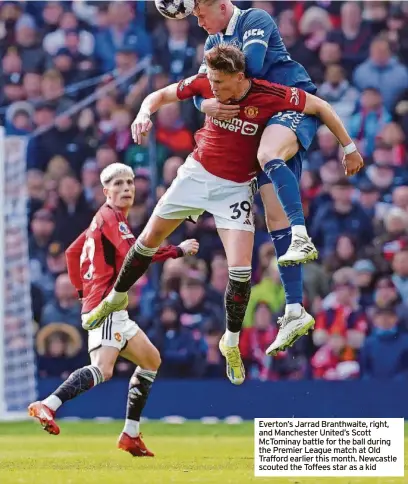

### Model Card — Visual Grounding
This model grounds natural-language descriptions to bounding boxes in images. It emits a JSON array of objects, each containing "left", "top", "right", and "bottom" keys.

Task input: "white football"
[{"left": 155, "top": 0, "right": 195, "bottom": 20}]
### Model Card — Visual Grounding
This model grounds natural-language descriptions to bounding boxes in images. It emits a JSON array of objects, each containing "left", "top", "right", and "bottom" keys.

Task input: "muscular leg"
[
  {"left": 29, "top": 347, "right": 118, "bottom": 433},
  {"left": 217, "top": 228, "right": 253, "bottom": 384},
  {"left": 257, "top": 124, "right": 317, "bottom": 266},
  {"left": 120, "top": 330, "right": 161, "bottom": 438},
  {"left": 259, "top": 183, "right": 303, "bottom": 309},
  {"left": 43, "top": 347, "right": 117, "bottom": 411},
  {"left": 258, "top": 124, "right": 305, "bottom": 228}
]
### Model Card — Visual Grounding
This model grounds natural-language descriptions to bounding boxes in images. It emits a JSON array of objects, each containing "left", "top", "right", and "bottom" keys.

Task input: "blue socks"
[
  {"left": 270, "top": 228, "right": 303, "bottom": 304},
  {"left": 263, "top": 159, "right": 305, "bottom": 227}
]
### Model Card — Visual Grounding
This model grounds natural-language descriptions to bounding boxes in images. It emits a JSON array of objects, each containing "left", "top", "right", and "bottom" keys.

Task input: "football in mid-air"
[{"left": 154, "top": 0, "right": 195, "bottom": 20}]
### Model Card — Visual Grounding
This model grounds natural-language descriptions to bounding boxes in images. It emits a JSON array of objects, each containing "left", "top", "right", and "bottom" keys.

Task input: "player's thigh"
[
  {"left": 140, "top": 214, "right": 185, "bottom": 248},
  {"left": 257, "top": 123, "right": 299, "bottom": 167},
  {"left": 90, "top": 346, "right": 119, "bottom": 381},
  {"left": 217, "top": 228, "right": 254, "bottom": 268},
  {"left": 121, "top": 329, "right": 161, "bottom": 371},
  {"left": 150, "top": 157, "right": 207, "bottom": 236},
  {"left": 88, "top": 310, "right": 138, "bottom": 378},
  {"left": 259, "top": 183, "right": 289, "bottom": 230}
]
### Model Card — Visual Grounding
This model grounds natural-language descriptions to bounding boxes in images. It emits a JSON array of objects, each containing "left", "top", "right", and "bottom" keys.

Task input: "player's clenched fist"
[
  {"left": 178, "top": 239, "right": 200, "bottom": 256},
  {"left": 131, "top": 111, "right": 153, "bottom": 145},
  {"left": 200, "top": 98, "right": 240, "bottom": 120},
  {"left": 342, "top": 151, "right": 364, "bottom": 177}
]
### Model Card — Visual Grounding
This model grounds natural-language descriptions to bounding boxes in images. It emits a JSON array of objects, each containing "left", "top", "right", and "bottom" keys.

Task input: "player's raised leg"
[
  {"left": 257, "top": 122, "right": 318, "bottom": 266},
  {"left": 28, "top": 346, "right": 116, "bottom": 435},
  {"left": 118, "top": 330, "right": 161, "bottom": 457},
  {"left": 82, "top": 214, "right": 184, "bottom": 330},
  {"left": 217, "top": 228, "right": 253, "bottom": 385},
  {"left": 258, "top": 182, "right": 315, "bottom": 355}
]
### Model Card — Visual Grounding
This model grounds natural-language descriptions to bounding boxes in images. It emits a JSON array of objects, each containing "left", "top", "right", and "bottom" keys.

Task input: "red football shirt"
[
  {"left": 176, "top": 75, "right": 307, "bottom": 183},
  {"left": 66, "top": 204, "right": 182, "bottom": 313}
]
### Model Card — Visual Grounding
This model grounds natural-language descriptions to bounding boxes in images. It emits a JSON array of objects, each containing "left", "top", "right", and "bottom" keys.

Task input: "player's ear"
[{"left": 102, "top": 186, "right": 109, "bottom": 198}]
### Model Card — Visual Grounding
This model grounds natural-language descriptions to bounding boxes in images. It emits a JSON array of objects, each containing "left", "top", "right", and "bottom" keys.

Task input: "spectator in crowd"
[
  {"left": 353, "top": 37, "right": 408, "bottom": 110},
  {"left": 53, "top": 175, "right": 93, "bottom": 246},
  {"left": 360, "top": 307, "right": 408, "bottom": 380},
  {"left": 94, "top": 1, "right": 151, "bottom": 73},
  {"left": 244, "top": 258, "right": 285, "bottom": 327},
  {"left": 392, "top": 249, "right": 408, "bottom": 304},
  {"left": 348, "top": 87, "right": 391, "bottom": 157},
  {"left": 29, "top": 208, "right": 56, "bottom": 275},
  {"left": 310, "top": 178, "right": 374, "bottom": 257},
  {"left": 317, "top": 64, "right": 359, "bottom": 125},
  {"left": 311, "top": 331, "right": 360, "bottom": 380},
  {"left": 41, "top": 273, "right": 81, "bottom": 328},
  {"left": 314, "top": 267, "right": 368, "bottom": 351},
  {"left": 148, "top": 301, "right": 207, "bottom": 378},
  {"left": 327, "top": 2, "right": 372, "bottom": 76},
  {"left": 153, "top": 18, "right": 196, "bottom": 82},
  {"left": 43, "top": 10, "right": 95, "bottom": 57}
]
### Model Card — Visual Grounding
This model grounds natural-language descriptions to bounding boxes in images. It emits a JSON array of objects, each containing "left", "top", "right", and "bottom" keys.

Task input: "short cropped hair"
[
  {"left": 100, "top": 163, "right": 134, "bottom": 187},
  {"left": 195, "top": 0, "right": 220, "bottom": 7},
  {"left": 205, "top": 44, "right": 246, "bottom": 74}
]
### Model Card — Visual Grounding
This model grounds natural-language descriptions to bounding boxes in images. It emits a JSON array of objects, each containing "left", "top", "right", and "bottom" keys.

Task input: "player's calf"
[
  {"left": 29, "top": 365, "right": 105, "bottom": 434},
  {"left": 118, "top": 366, "right": 158, "bottom": 456},
  {"left": 220, "top": 267, "right": 251, "bottom": 385}
]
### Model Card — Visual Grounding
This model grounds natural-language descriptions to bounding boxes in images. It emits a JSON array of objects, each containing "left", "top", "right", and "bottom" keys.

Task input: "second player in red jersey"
[
  {"left": 66, "top": 204, "right": 189, "bottom": 314},
  {"left": 29, "top": 163, "right": 199, "bottom": 458},
  {"left": 176, "top": 75, "right": 306, "bottom": 182}
]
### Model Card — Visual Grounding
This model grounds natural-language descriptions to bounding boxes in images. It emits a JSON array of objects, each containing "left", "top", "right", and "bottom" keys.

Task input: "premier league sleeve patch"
[{"left": 118, "top": 222, "right": 134, "bottom": 239}]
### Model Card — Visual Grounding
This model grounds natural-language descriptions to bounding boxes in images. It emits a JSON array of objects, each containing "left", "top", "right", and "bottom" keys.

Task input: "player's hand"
[
  {"left": 131, "top": 111, "right": 153, "bottom": 145},
  {"left": 179, "top": 239, "right": 199, "bottom": 256},
  {"left": 342, "top": 151, "right": 364, "bottom": 177},
  {"left": 201, "top": 98, "right": 240, "bottom": 120}
]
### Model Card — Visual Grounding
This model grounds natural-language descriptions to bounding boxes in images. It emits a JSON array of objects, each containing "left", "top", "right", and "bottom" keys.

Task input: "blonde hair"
[
  {"left": 100, "top": 163, "right": 134, "bottom": 187},
  {"left": 205, "top": 43, "right": 245, "bottom": 74}
]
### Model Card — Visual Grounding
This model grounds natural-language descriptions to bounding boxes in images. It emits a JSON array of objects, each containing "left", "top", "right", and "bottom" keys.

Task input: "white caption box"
[{"left": 254, "top": 418, "right": 404, "bottom": 477}]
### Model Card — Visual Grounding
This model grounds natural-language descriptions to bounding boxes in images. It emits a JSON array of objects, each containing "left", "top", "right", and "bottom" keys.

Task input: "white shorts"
[
  {"left": 153, "top": 156, "right": 255, "bottom": 232},
  {"left": 85, "top": 310, "right": 139, "bottom": 353}
]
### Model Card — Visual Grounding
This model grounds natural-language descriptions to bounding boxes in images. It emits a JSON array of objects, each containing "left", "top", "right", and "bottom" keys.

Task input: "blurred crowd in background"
[{"left": 2, "top": 0, "right": 408, "bottom": 382}]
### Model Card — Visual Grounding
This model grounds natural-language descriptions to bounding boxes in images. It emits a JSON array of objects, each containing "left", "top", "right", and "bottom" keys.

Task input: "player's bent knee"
[
  {"left": 97, "top": 364, "right": 113, "bottom": 382},
  {"left": 144, "top": 345, "right": 161, "bottom": 371},
  {"left": 257, "top": 140, "right": 299, "bottom": 166}
]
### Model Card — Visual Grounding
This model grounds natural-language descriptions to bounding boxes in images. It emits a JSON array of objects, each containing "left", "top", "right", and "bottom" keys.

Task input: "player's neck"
[
  {"left": 231, "top": 79, "right": 251, "bottom": 102},
  {"left": 221, "top": 2, "right": 235, "bottom": 32},
  {"left": 106, "top": 201, "right": 129, "bottom": 218}
]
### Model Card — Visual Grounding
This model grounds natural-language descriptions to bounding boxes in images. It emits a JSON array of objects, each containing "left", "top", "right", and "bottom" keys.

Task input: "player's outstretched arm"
[
  {"left": 65, "top": 230, "right": 87, "bottom": 299},
  {"left": 303, "top": 94, "right": 365, "bottom": 176},
  {"left": 131, "top": 83, "right": 179, "bottom": 144},
  {"left": 153, "top": 239, "right": 200, "bottom": 262}
]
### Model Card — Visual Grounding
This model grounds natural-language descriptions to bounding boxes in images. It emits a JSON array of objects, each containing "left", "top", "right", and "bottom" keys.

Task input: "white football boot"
[
  {"left": 277, "top": 234, "right": 318, "bottom": 266},
  {"left": 266, "top": 307, "right": 315, "bottom": 356}
]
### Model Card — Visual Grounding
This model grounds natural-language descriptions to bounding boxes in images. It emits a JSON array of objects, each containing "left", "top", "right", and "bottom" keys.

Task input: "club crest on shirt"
[
  {"left": 229, "top": 38, "right": 242, "bottom": 49},
  {"left": 118, "top": 222, "right": 130, "bottom": 235},
  {"left": 114, "top": 332, "right": 122, "bottom": 342},
  {"left": 244, "top": 106, "right": 258, "bottom": 119}
]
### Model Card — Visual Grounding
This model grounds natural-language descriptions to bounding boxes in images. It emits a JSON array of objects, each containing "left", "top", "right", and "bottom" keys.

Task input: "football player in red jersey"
[
  {"left": 28, "top": 162, "right": 199, "bottom": 457},
  {"left": 83, "top": 44, "right": 363, "bottom": 384}
]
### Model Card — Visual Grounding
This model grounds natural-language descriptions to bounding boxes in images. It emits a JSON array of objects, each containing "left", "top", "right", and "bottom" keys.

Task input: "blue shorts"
[{"left": 257, "top": 111, "right": 319, "bottom": 188}]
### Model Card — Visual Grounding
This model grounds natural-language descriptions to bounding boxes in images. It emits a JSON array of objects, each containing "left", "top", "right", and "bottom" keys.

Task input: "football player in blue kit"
[{"left": 192, "top": 0, "right": 363, "bottom": 354}]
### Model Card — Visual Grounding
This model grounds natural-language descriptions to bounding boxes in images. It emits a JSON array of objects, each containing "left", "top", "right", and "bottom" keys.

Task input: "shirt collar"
[{"left": 225, "top": 6, "right": 241, "bottom": 36}]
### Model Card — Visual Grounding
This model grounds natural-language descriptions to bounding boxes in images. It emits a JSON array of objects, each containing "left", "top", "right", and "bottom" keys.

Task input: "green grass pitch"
[{"left": 0, "top": 420, "right": 407, "bottom": 484}]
